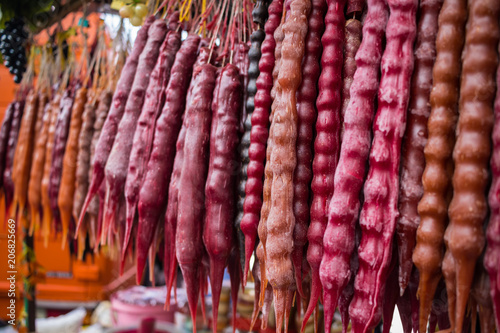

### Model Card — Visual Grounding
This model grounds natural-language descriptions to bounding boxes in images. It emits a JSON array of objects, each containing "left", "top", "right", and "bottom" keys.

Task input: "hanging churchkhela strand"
[
  {"left": 349, "top": 0, "right": 417, "bottom": 331},
  {"left": 3, "top": 1, "right": 500, "bottom": 332},
  {"left": 412, "top": 0, "right": 467, "bottom": 330},
  {"left": 318, "top": 0, "right": 385, "bottom": 330},
  {"left": 443, "top": 0, "right": 500, "bottom": 330}
]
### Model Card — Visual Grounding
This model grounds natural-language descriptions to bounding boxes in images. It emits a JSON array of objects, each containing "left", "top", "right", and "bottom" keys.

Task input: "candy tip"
[
  {"left": 302, "top": 270, "right": 321, "bottom": 327},
  {"left": 273, "top": 289, "right": 287, "bottom": 333},
  {"left": 209, "top": 257, "right": 225, "bottom": 333},
  {"left": 322, "top": 291, "right": 337, "bottom": 333},
  {"left": 180, "top": 264, "right": 200, "bottom": 333},
  {"left": 243, "top": 236, "right": 255, "bottom": 287}
]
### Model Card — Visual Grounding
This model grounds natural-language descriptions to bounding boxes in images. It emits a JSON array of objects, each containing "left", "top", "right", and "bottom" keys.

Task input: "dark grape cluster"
[{"left": 0, "top": 18, "right": 28, "bottom": 84}]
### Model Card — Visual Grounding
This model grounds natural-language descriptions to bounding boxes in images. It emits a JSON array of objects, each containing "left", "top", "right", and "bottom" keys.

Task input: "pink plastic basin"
[
  {"left": 110, "top": 287, "right": 177, "bottom": 327},
  {"left": 106, "top": 318, "right": 182, "bottom": 333}
]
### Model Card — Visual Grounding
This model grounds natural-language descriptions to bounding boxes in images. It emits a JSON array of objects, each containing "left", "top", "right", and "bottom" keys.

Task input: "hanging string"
[{"left": 179, "top": 0, "right": 194, "bottom": 22}]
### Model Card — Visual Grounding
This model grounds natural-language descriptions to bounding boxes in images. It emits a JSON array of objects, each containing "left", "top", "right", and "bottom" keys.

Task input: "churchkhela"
[{"left": 1, "top": 0, "right": 500, "bottom": 331}]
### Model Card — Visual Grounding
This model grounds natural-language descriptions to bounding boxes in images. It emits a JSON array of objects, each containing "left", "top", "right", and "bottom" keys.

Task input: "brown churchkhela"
[
  {"left": 397, "top": 0, "right": 444, "bottom": 295},
  {"left": 12, "top": 90, "right": 38, "bottom": 227},
  {"left": 257, "top": 5, "right": 290, "bottom": 307},
  {"left": 28, "top": 93, "right": 50, "bottom": 237},
  {"left": 262, "top": 0, "right": 310, "bottom": 332},
  {"left": 412, "top": 0, "right": 467, "bottom": 330},
  {"left": 58, "top": 87, "right": 87, "bottom": 247},
  {"left": 443, "top": 0, "right": 499, "bottom": 330}
]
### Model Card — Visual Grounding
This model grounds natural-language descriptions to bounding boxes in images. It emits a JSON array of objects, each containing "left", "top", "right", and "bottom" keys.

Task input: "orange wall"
[
  {"left": 34, "top": 12, "right": 101, "bottom": 49},
  {"left": 0, "top": 65, "right": 18, "bottom": 122}
]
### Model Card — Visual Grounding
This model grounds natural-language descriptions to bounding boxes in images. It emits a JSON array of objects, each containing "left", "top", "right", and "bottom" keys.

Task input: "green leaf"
[
  {"left": 32, "top": 0, "right": 54, "bottom": 15},
  {"left": 0, "top": 7, "right": 15, "bottom": 29}
]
